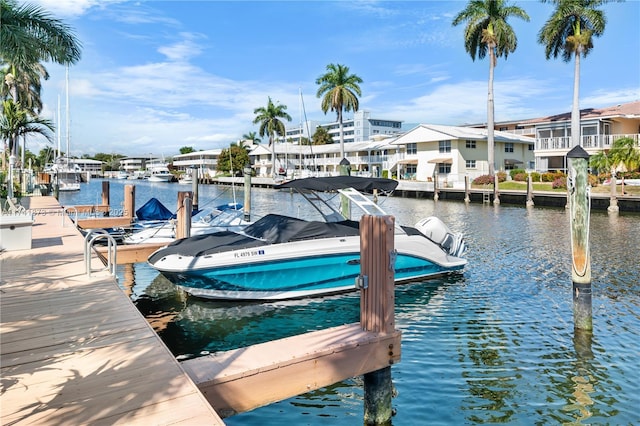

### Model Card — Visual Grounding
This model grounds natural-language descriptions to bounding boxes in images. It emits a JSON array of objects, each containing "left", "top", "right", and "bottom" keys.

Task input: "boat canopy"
[
  {"left": 136, "top": 198, "right": 174, "bottom": 221},
  {"left": 274, "top": 176, "right": 398, "bottom": 193}
]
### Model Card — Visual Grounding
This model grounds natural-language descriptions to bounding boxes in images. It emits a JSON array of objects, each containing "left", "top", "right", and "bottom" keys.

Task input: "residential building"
[
  {"left": 476, "top": 100, "right": 640, "bottom": 172},
  {"left": 172, "top": 149, "right": 223, "bottom": 178},
  {"left": 285, "top": 110, "right": 403, "bottom": 144},
  {"left": 391, "top": 125, "right": 535, "bottom": 187}
]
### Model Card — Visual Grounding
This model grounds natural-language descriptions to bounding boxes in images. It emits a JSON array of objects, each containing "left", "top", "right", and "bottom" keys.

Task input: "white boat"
[
  {"left": 115, "top": 170, "right": 129, "bottom": 179},
  {"left": 146, "top": 158, "right": 173, "bottom": 182},
  {"left": 178, "top": 174, "right": 193, "bottom": 185},
  {"left": 124, "top": 203, "right": 250, "bottom": 244},
  {"left": 148, "top": 176, "right": 467, "bottom": 301}
]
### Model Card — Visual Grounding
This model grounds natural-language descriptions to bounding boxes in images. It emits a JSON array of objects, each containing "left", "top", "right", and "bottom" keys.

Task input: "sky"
[{"left": 23, "top": 0, "right": 640, "bottom": 158}]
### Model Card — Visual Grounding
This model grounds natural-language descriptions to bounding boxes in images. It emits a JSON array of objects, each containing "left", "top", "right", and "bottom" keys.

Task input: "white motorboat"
[
  {"left": 146, "top": 159, "right": 173, "bottom": 182},
  {"left": 148, "top": 176, "right": 467, "bottom": 301},
  {"left": 124, "top": 203, "right": 250, "bottom": 244}
]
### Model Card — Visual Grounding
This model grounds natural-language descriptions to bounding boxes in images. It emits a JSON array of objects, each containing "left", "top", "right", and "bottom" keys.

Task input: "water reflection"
[{"left": 76, "top": 179, "right": 640, "bottom": 425}]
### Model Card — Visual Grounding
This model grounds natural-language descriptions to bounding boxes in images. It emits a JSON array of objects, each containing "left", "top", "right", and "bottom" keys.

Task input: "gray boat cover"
[
  {"left": 274, "top": 176, "right": 398, "bottom": 193},
  {"left": 148, "top": 214, "right": 361, "bottom": 262}
]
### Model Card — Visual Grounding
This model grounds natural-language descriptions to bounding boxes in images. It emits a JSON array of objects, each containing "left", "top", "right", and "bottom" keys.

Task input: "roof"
[
  {"left": 391, "top": 124, "right": 535, "bottom": 145},
  {"left": 509, "top": 100, "right": 640, "bottom": 126}
]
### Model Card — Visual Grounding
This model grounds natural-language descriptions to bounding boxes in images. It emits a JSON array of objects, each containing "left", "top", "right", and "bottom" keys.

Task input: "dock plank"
[{"left": 1, "top": 196, "right": 223, "bottom": 425}]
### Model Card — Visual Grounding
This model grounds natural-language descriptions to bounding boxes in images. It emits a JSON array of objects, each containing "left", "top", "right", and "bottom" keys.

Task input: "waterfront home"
[
  {"left": 391, "top": 125, "right": 535, "bottom": 187},
  {"left": 475, "top": 100, "right": 640, "bottom": 172},
  {"left": 172, "top": 149, "right": 223, "bottom": 179},
  {"left": 249, "top": 136, "right": 402, "bottom": 178}
]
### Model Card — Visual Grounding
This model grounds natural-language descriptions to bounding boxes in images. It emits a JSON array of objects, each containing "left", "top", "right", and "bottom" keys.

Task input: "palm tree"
[
  {"left": 538, "top": 0, "right": 608, "bottom": 148},
  {"left": 315, "top": 63, "right": 363, "bottom": 160},
  {"left": 588, "top": 150, "right": 610, "bottom": 175},
  {"left": 242, "top": 131, "right": 261, "bottom": 146},
  {"left": 252, "top": 97, "right": 291, "bottom": 178},
  {"left": 1, "top": 99, "right": 54, "bottom": 170},
  {"left": 453, "top": 0, "right": 529, "bottom": 177},
  {"left": 0, "top": 0, "right": 82, "bottom": 71},
  {"left": 1, "top": 62, "right": 49, "bottom": 115},
  {"left": 608, "top": 136, "right": 640, "bottom": 193}
]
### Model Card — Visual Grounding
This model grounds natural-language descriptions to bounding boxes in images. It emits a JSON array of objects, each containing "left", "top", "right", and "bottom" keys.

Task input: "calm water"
[{"left": 61, "top": 179, "right": 640, "bottom": 425}]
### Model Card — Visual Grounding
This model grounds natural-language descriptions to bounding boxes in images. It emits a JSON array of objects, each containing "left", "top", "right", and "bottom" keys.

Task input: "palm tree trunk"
[
  {"left": 338, "top": 109, "right": 345, "bottom": 160},
  {"left": 270, "top": 133, "right": 276, "bottom": 178},
  {"left": 571, "top": 51, "right": 581, "bottom": 147},
  {"left": 487, "top": 45, "right": 496, "bottom": 177}
]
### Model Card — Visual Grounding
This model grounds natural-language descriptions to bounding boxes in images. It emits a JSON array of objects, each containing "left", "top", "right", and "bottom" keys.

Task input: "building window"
[
  {"left": 406, "top": 143, "right": 417, "bottom": 155},
  {"left": 465, "top": 160, "right": 476, "bottom": 168},
  {"left": 505, "top": 143, "right": 514, "bottom": 153},
  {"left": 439, "top": 140, "right": 451, "bottom": 153},
  {"left": 528, "top": 144, "right": 534, "bottom": 151},
  {"left": 499, "top": 126, "right": 508, "bottom": 131},
  {"left": 466, "top": 140, "right": 476, "bottom": 149},
  {"left": 438, "top": 163, "right": 451, "bottom": 174}
]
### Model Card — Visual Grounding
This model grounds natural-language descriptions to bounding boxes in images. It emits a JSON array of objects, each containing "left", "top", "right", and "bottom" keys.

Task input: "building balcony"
[{"left": 535, "top": 133, "right": 639, "bottom": 152}]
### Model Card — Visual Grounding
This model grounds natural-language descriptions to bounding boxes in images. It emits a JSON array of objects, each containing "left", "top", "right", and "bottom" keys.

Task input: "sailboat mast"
[
  {"left": 57, "top": 95, "right": 61, "bottom": 158},
  {"left": 65, "top": 66, "right": 70, "bottom": 159}
]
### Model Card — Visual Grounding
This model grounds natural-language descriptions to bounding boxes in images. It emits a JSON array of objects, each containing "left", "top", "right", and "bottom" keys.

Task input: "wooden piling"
[
  {"left": 101, "top": 181, "right": 110, "bottom": 215},
  {"left": 434, "top": 171, "right": 439, "bottom": 201},
  {"left": 191, "top": 169, "right": 199, "bottom": 211},
  {"left": 608, "top": 174, "right": 619, "bottom": 213},
  {"left": 526, "top": 174, "right": 534, "bottom": 207},
  {"left": 464, "top": 175, "right": 470, "bottom": 203},
  {"left": 244, "top": 167, "right": 252, "bottom": 222},
  {"left": 360, "top": 215, "right": 396, "bottom": 425},
  {"left": 123, "top": 184, "right": 135, "bottom": 218},
  {"left": 567, "top": 146, "right": 592, "bottom": 331},
  {"left": 493, "top": 174, "right": 500, "bottom": 205},
  {"left": 176, "top": 191, "right": 193, "bottom": 240}
]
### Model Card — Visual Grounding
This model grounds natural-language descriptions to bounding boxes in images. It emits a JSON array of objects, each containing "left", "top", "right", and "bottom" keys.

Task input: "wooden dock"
[{"left": 0, "top": 196, "right": 223, "bottom": 425}]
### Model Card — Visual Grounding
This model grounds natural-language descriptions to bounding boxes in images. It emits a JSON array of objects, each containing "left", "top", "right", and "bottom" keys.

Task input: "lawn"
[{"left": 472, "top": 180, "right": 640, "bottom": 196}]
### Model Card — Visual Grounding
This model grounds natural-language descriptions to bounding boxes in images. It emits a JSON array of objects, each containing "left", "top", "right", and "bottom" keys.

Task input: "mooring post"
[
  {"left": 526, "top": 174, "right": 534, "bottom": 207},
  {"left": 567, "top": 146, "right": 592, "bottom": 332},
  {"left": 176, "top": 191, "right": 193, "bottom": 240},
  {"left": 359, "top": 215, "right": 396, "bottom": 425},
  {"left": 123, "top": 184, "right": 135, "bottom": 219},
  {"left": 102, "top": 181, "right": 110, "bottom": 216},
  {"left": 191, "top": 168, "right": 199, "bottom": 212},
  {"left": 434, "top": 171, "right": 439, "bottom": 201},
  {"left": 339, "top": 158, "right": 351, "bottom": 219},
  {"left": 493, "top": 173, "right": 500, "bottom": 205},
  {"left": 607, "top": 172, "right": 619, "bottom": 213},
  {"left": 464, "top": 175, "right": 470, "bottom": 203},
  {"left": 243, "top": 165, "right": 252, "bottom": 222}
]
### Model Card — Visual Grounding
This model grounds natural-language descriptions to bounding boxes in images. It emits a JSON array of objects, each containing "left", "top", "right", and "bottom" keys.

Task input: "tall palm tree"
[
  {"left": 1, "top": 62, "right": 49, "bottom": 114},
  {"left": 453, "top": 0, "right": 529, "bottom": 177},
  {"left": 0, "top": 0, "right": 82, "bottom": 71},
  {"left": 538, "top": 0, "right": 608, "bottom": 148},
  {"left": 608, "top": 136, "right": 640, "bottom": 193},
  {"left": 315, "top": 63, "right": 363, "bottom": 160},
  {"left": 252, "top": 97, "right": 291, "bottom": 178}
]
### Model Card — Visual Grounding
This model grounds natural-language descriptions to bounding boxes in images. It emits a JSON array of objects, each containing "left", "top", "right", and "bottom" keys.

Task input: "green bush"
[
  {"left": 509, "top": 168, "right": 526, "bottom": 179},
  {"left": 530, "top": 172, "right": 541, "bottom": 182}
]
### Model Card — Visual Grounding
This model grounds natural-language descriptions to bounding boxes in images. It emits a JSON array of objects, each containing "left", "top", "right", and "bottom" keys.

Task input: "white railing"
[{"left": 536, "top": 133, "right": 639, "bottom": 151}]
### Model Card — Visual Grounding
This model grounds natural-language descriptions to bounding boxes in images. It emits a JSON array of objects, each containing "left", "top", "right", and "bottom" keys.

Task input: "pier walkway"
[{"left": 0, "top": 196, "right": 223, "bottom": 425}]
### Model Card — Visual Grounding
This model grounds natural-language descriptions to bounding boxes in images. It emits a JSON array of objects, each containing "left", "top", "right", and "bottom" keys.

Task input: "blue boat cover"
[{"left": 136, "top": 198, "right": 174, "bottom": 221}]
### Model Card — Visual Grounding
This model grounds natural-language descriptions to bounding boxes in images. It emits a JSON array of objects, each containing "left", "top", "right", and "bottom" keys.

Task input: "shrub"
[
  {"left": 513, "top": 173, "right": 527, "bottom": 182},
  {"left": 472, "top": 175, "right": 494, "bottom": 185},
  {"left": 509, "top": 168, "right": 526, "bottom": 179},
  {"left": 530, "top": 171, "right": 541, "bottom": 182},
  {"left": 552, "top": 177, "right": 567, "bottom": 189},
  {"left": 496, "top": 171, "right": 507, "bottom": 182},
  {"left": 588, "top": 174, "right": 599, "bottom": 187}
]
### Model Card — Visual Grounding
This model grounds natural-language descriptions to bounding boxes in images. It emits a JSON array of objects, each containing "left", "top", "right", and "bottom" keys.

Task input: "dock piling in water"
[
  {"left": 360, "top": 215, "right": 397, "bottom": 425},
  {"left": 567, "top": 146, "right": 593, "bottom": 331}
]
